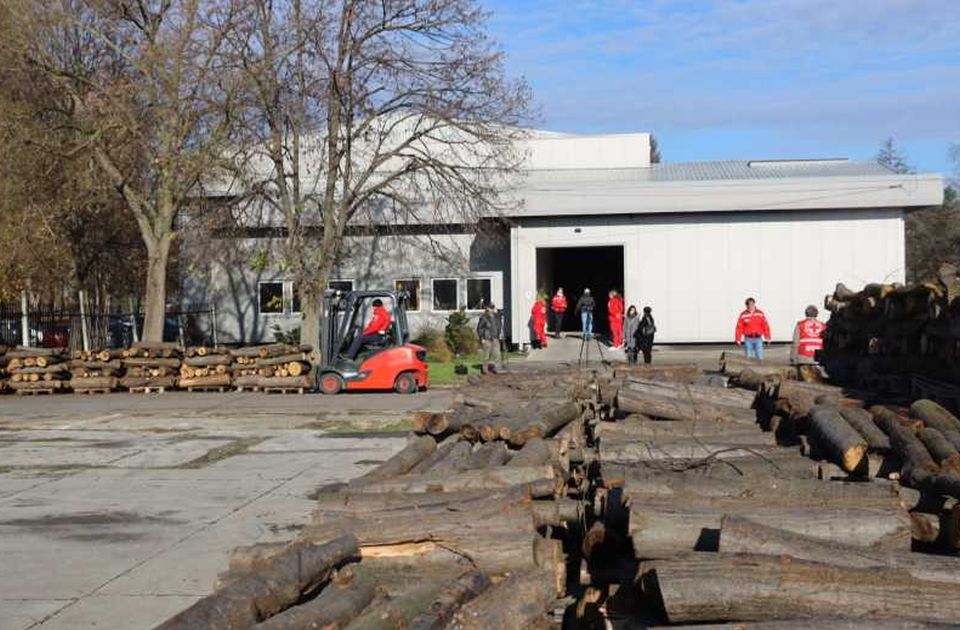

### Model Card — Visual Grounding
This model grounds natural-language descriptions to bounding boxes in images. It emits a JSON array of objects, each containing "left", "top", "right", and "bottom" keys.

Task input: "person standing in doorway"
[
  {"left": 476, "top": 302, "right": 501, "bottom": 374},
  {"left": 550, "top": 288, "right": 568, "bottom": 338},
  {"left": 575, "top": 288, "right": 595, "bottom": 338},
  {"left": 735, "top": 297, "right": 771, "bottom": 360},
  {"left": 637, "top": 306, "right": 657, "bottom": 364},
  {"left": 622, "top": 305, "right": 640, "bottom": 363},
  {"left": 791, "top": 305, "right": 826, "bottom": 365},
  {"left": 531, "top": 294, "right": 548, "bottom": 349},
  {"left": 608, "top": 290, "right": 625, "bottom": 348}
]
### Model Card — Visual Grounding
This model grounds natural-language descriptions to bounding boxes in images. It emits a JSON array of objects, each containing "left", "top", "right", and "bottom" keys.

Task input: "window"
[
  {"left": 432, "top": 279, "right": 459, "bottom": 312},
  {"left": 395, "top": 279, "right": 421, "bottom": 312},
  {"left": 328, "top": 279, "right": 354, "bottom": 293},
  {"left": 258, "top": 282, "right": 284, "bottom": 314},
  {"left": 466, "top": 278, "right": 492, "bottom": 310}
]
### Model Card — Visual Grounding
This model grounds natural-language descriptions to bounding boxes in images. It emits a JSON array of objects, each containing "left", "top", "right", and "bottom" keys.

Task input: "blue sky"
[{"left": 485, "top": 0, "right": 959, "bottom": 175}]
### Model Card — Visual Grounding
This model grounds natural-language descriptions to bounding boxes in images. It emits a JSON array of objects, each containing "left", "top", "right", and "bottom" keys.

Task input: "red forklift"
[{"left": 317, "top": 289, "right": 429, "bottom": 395}]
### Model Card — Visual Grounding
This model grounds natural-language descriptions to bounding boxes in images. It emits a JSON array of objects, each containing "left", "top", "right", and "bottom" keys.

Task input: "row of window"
[{"left": 258, "top": 277, "right": 493, "bottom": 315}]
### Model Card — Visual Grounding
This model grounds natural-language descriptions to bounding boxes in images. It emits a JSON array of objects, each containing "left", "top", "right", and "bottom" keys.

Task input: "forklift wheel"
[
  {"left": 319, "top": 373, "right": 344, "bottom": 395},
  {"left": 394, "top": 372, "right": 418, "bottom": 395}
]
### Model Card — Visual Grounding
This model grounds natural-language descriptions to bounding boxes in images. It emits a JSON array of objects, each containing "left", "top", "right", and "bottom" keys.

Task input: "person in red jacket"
[
  {"left": 791, "top": 305, "right": 826, "bottom": 365},
  {"left": 607, "top": 290, "right": 625, "bottom": 348},
  {"left": 531, "top": 295, "right": 548, "bottom": 349},
  {"left": 735, "top": 297, "right": 771, "bottom": 360},
  {"left": 550, "top": 288, "right": 568, "bottom": 338},
  {"left": 346, "top": 299, "right": 393, "bottom": 359}
]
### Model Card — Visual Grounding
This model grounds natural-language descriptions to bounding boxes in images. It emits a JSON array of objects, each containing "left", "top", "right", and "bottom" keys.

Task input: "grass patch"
[
  {"left": 175, "top": 437, "right": 266, "bottom": 469},
  {"left": 427, "top": 352, "right": 524, "bottom": 386}
]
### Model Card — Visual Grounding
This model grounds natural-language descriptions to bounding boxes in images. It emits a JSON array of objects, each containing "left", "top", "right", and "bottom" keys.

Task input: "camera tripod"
[{"left": 578, "top": 332, "right": 607, "bottom": 367}]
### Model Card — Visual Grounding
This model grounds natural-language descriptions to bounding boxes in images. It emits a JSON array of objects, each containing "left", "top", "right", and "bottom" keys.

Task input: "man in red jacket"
[
  {"left": 607, "top": 290, "right": 625, "bottom": 348},
  {"left": 346, "top": 299, "right": 393, "bottom": 359},
  {"left": 735, "top": 297, "right": 771, "bottom": 360},
  {"left": 550, "top": 288, "right": 568, "bottom": 338}
]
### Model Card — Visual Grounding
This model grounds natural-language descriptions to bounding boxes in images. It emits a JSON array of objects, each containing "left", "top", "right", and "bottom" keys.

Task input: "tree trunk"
[
  {"left": 408, "top": 571, "right": 489, "bottom": 630},
  {"left": 142, "top": 237, "right": 171, "bottom": 343},
  {"left": 837, "top": 406, "right": 891, "bottom": 452},
  {"left": 255, "top": 564, "right": 376, "bottom": 629},
  {"left": 300, "top": 289, "right": 322, "bottom": 359},
  {"left": 451, "top": 568, "right": 557, "bottom": 630},
  {"left": 719, "top": 515, "right": 960, "bottom": 585},
  {"left": 910, "top": 399, "right": 960, "bottom": 434},
  {"left": 641, "top": 552, "right": 960, "bottom": 625},
  {"left": 807, "top": 404, "right": 868, "bottom": 473}
]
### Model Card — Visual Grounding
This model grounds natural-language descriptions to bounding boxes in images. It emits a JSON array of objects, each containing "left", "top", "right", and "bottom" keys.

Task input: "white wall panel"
[{"left": 511, "top": 209, "right": 905, "bottom": 343}]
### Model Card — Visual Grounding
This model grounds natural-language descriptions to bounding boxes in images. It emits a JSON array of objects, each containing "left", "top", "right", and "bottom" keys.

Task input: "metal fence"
[{"left": 0, "top": 302, "right": 217, "bottom": 350}]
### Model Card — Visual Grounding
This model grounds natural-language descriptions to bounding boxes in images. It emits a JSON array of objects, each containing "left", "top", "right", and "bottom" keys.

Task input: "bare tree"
[
  {"left": 6, "top": 0, "right": 241, "bottom": 341},
  {"left": 876, "top": 137, "right": 913, "bottom": 174},
  {"left": 226, "top": 0, "right": 531, "bottom": 349}
]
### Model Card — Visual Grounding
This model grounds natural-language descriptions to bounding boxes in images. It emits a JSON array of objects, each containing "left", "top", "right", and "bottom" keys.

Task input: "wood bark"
[
  {"left": 155, "top": 535, "right": 358, "bottom": 630},
  {"left": 918, "top": 427, "right": 960, "bottom": 474},
  {"left": 352, "top": 435, "right": 437, "bottom": 484},
  {"left": 343, "top": 582, "right": 444, "bottom": 630},
  {"left": 621, "top": 377, "right": 755, "bottom": 409},
  {"left": 407, "top": 571, "right": 489, "bottom": 630},
  {"left": 641, "top": 552, "right": 960, "bottom": 625},
  {"left": 425, "top": 440, "right": 474, "bottom": 474},
  {"left": 616, "top": 391, "right": 755, "bottom": 424},
  {"left": 179, "top": 374, "right": 232, "bottom": 389},
  {"left": 408, "top": 435, "right": 462, "bottom": 474},
  {"left": 450, "top": 568, "right": 556, "bottom": 630},
  {"left": 836, "top": 406, "right": 891, "bottom": 452},
  {"left": 807, "top": 404, "right": 868, "bottom": 473},
  {"left": 718, "top": 515, "right": 960, "bottom": 585},
  {"left": 122, "top": 357, "right": 182, "bottom": 368},
  {"left": 612, "top": 363, "right": 701, "bottom": 381},
  {"left": 656, "top": 621, "right": 949, "bottom": 629},
  {"left": 505, "top": 401, "right": 581, "bottom": 446},
  {"left": 344, "top": 466, "right": 557, "bottom": 495},
  {"left": 871, "top": 404, "right": 940, "bottom": 486},
  {"left": 629, "top": 502, "right": 910, "bottom": 558},
  {"left": 70, "top": 376, "right": 118, "bottom": 390},
  {"left": 458, "top": 442, "right": 511, "bottom": 471},
  {"left": 910, "top": 399, "right": 960, "bottom": 434},
  {"left": 182, "top": 354, "right": 233, "bottom": 367},
  {"left": 255, "top": 564, "right": 376, "bottom": 629}
]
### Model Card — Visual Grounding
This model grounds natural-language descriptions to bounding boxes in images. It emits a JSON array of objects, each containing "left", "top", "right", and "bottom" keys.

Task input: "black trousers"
[
  {"left": 638, "top": 335, "right": 654, "bottom": 364},
  {"left": 347, "top": 334, "right": 384, "bottom": 360},
  {"left": 550, "top": 310, "right": 565, "bottom": 335}
]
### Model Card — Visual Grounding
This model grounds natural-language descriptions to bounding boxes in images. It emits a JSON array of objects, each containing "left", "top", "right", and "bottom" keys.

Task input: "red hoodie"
[
  {"left": 362, "top": 306, "right": 392, "bottom": 335},
  {"left": 551, "top": 293, "right": 568, "bottom": 313}
]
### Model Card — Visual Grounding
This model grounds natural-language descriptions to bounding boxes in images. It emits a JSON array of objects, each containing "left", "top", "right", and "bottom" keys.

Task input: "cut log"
[
  {"left": 871, "top": 404, "right": 940, "bottom": 486},
  {"left": 451, "top": 568, "right": 557, "bottom": 630},
  {"left": 657, "top": 621, "right": 954, "bottom": 630},
  {"left": 425, "top": 440, "right": 474, "bottom": 474},
  {"left": 807, "top": 404, "right": 868, "bottom": 473},
  {"left": 179, "top": 374, "right": 232, "bottom": 389},
  {"left": 620, "top": 377, "right": 756, "bottom": 409},
  {"left": 506, "top": 401, "right": 581, "bottom": 445},
  {"left": 154, "top": 534, "right": 358, "bottom": 630},
  {"left": 352, "top": 435, "right": 437, "bottom": 484},
  {"left": 911, "top": 399, "right": 960, "bottom": 434},
  {"left": 408, "top": 435, "right": 462, "bottom": 474},
  {"left": 458, "top": 441, "right": 511, "bottom": 471},
  {"left": 600, "top": 441, "right": 786, "bottom": 464},
  {"left": 641, "top": 552, "right": 960, "bottom": 625},
  {"left": 836, "top": 406, "right": 891, "bottom": 452},
  {"left": 346, "top": 466, "right": 557, "bottom": 495},
  {"left": 616, "top": 391, "right": 755, "bottom": 424},
  {"left": 122, "top": 357, "right": 182, "bottom": 368},
  {"left": 612, "top": 363, "right": 701, "bottom": 381},
  {"left": 719, "top": 515, "right": 960, "bottom": 585},
  {"left": 507, "top": 438, "right": 556, "bottom": 468},
  {"left": 343, "top": 581, "right": 444, "bottom": 630},
  {"left": 255, "top": 564, "right": 376, "bottom": 629},
  {"left": 182, "top": 354, "right": 233, "bottom": 367},
  {"left": 918, "top": 427, "right": 960, "bottom": 474},
  {"left": 408, "top": 570, "right": 489, "bottom": 630},
  {"left": 70, "top": 376, "right": 118, "bottom": 390},
  {"left": 629, "top": 502, "right": 910, "bottom": 558}
]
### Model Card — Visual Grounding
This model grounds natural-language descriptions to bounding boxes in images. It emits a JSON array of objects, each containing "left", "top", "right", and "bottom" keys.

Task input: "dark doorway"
[{"left": 536, "top": 246, "right": 625, "bottom": 337}]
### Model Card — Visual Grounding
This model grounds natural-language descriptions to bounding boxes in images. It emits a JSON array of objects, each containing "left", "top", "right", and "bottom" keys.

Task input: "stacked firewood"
[
  {"left": 0, "top": 345, "right": 7, "bottom": 392},
  {"left": 822, "top": 263, "right": 960, "bottom": 390},
  {"left": 70, "top": 349, "right": 123, "bottom": 393},
  {"left": 230, "top": 343, "right": 314, "bottom": 392},
  {"left": 5, "top": 347, "right": 69, "bottom": 394},
  {"left": 154, "top": 367, "right": 592, "bottom": 630},
  {"left": 120, "top": 342, "right": 181, "bottom": 392},
  {"left": 178, "top": 346, "right": 232, "bottom": 391}
]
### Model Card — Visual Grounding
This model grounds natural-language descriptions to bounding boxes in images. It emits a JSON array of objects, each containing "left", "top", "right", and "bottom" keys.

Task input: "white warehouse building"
[{"left": 188, "top": 130, "right": 944, "bottom": 345}]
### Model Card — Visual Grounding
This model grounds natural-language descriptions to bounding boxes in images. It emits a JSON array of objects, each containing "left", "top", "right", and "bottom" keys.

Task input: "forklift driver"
[{"left": 345, "top": 299, "right": 393, "bottom": 360}]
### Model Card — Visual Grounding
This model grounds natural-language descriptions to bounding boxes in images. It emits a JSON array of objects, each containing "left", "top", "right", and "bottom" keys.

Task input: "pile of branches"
[{"left": 822, "top": 262, "right": 960, "bottom": 391}]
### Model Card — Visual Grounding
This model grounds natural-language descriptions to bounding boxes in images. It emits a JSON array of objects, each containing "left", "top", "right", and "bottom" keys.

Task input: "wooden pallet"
[
  {"left": 186, "top": 386, "right": 228, "bottom": 393},
  {"left": 15, "top": 388, "right": 56, "bottom": 396},
  {"left": 127, "top": 386, "right": 167, "bottom": 394},
  {"left": 263, "top": 386, "right": 308, "bottom": 395},
  {"left": 72, "top": 388, "right": 113, "bottom": 395},
  {"left": 234, "top": 386, "right": 261, "bottom": 392}
]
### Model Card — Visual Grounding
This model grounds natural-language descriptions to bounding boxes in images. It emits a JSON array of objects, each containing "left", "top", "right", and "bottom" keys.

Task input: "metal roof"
[{"left": 522, "top": 159, "right": 897, "bottom": 184}]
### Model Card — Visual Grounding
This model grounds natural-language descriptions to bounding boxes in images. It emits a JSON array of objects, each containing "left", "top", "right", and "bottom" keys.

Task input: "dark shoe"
[
  {"left": 488, "top": 364, "right": 499, "bottom": 375},
  {"left": 479, "top": 365, "right": 487, "bottom": 375}
]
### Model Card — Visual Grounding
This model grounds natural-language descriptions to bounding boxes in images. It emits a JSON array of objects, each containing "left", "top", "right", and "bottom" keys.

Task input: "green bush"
[
  {"left": 445, "top": 308, "right": 480, "bottom": 355},
  {"left": 413, "top": 327, "right": 454, "bottom": 363},
  {"left": 272, "top": 324, "right": 301, "bottom": 344}
]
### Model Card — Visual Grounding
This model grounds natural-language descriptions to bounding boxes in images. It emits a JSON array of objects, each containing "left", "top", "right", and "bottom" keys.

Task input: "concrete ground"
[
  {"left": 0, "top": 390, "right": 451, "bottom": 630},
  {"left": 524, "top": 335, "right": 790, "bottom": 368}
]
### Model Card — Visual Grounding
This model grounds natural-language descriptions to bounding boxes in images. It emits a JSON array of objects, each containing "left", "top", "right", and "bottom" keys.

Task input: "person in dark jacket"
[
  {"left": 636, "top": 306, "right": 656, "bottom": 364},
  {"left": 476, "top": 302, "right": 501, "bottom": 374},
  {"left": 622, "top": 305, "right": 640, "bottom": 363},
  {"left": 575, "top": 288, "right": 596, "bottom": 338}
]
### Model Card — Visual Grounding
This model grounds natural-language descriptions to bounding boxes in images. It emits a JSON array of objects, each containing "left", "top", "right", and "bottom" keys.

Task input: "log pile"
[
  {"left": 178, "top": 346, "right": 232, "bottom": 391},
  {"left": 5, "top": 347, "right": 69, "bottom": 394},
  {"left": 120, "top": 342, "right": 181, "bottom": 392},
  {"left": 70, "top": 349, "right": 123, "bottom": 393},
  {"left": 821, "top": 264, "right": 960, "bottom": 395},
  {"left": 154, "top": 366, "right": 591, "bottom": 629},
  {"left": 230, "top": 343, "right": 314, "bottom": 393}
]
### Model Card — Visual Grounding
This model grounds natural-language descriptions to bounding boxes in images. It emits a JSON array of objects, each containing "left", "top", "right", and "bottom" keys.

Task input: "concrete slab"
[
  {"left": 27, "top": 594, "right": 200, "bottom": 630},
  {"left": 0, "top": 599, "right": 67, "bottom": 630}
]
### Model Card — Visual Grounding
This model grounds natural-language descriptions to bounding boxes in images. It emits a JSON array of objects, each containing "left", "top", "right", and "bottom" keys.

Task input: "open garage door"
[{"left": 535, "top": 246, "right": 624, "bottom": 337}]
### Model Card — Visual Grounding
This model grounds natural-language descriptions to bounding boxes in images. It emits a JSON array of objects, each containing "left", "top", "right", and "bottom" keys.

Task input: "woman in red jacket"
[
  {"left": 531, "top": 295, "right": 548, "bottom": 349},
  {"left": 550, "top": 288, "right": 568, "bottom": 338},
  {"left": 607, "top": 290, "right": 625, "bottom": 348}
]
